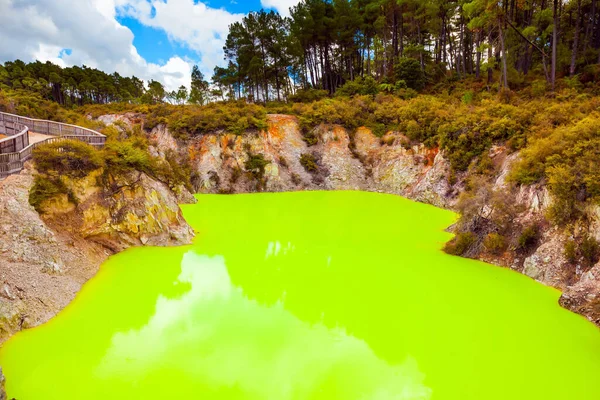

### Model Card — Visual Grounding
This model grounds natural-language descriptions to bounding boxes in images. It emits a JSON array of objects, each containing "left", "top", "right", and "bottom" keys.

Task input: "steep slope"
[
  {"left": 95, "top": 113, "right": 600, "bottom": 326},
  {"left": 0, "top": 165, "right": 195, "bottom": 343}
]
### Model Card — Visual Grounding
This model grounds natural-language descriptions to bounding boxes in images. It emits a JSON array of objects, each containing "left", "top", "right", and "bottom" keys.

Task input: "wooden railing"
[{"left": 0, "top": 111, "right": 106, "bottom": 178}]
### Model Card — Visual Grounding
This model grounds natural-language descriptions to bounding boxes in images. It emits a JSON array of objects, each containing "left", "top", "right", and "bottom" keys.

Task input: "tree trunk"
[
  {"left": 584, "top": 0, "right": 596, "bottom": 52},
  {"left": 570, "top": 0, "right": 582, "bottom": 76},
  {"left": 476, "top": 30, "right": 482, "bottom": 79},
  {"left": 499, "top": 22, "right": 509, "bottom": 89},
  {"left": 552, "top": 0, "right": 558, "bottom": 90}
]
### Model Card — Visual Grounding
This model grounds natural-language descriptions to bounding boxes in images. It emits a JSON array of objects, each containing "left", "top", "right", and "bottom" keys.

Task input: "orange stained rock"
[
  {"left": 188, "top": 145, "right": 200, "bottom": 162},
  {"left": 355, "top": 126, "right": 379, "bottom": 147},
  {"left": 265, "top": 115, "right": 297, "bottom": 143},
  {"left": 426, "top": 148, "right": 439, "bottom": 167},
  {"left": 198, "top": 135, "right": 218, "bottom": 156},
  {"left": 327, "top": 126, "right": 348, "bottom": 148}
]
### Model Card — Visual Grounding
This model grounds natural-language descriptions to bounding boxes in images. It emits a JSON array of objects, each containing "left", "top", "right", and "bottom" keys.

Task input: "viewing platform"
[{"left": 0, "top": 111, "right": 106, "bottom": 178}]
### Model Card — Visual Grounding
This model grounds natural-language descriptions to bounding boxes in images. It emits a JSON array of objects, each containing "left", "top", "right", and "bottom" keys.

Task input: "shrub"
[
  {"left": 483, "top": 233, "right": 507, "bottom": 255},
  {"left": 461, "top": 91, "right": 475, "bottom": 105},
  {"left": 32, "top": 140, "right": 104, "bottom": 178},
  {"left": 230, "top": 166, "right": 242, "bottom": 184},
  {"left": 510, "top": 114, "right": 600, "bottom": 226},
  {"left": 244, "top": 153, "right": 270, "bottom": 179},
  {"left": 531, "top": 80, "right": 547, "bottom": 97},
  {"left": 288, "top": 88, "right": 329, "bottom": 103},
  {"left": 144, "top": 100, "right": 268, "bottom": 138},
  {"left": 164, "top": 149, "right": 194, "bottom": 192},
  {"left": 291, "top": 173, "right": 302, "bottom": 185},
  {"left": 300, "top": 153, "right": 319, "bottom": 173},
  {"left": 581, "top": 236, "right": 600, "bottom": 266},
  {"left": 518, "top": 225, "right": 539, "bottom": 251},
  {"left": 29, "top": 175, "right": 75, "bottom": 212},
  {"left": 443, "top": 232, "right": 476, "bottom": 256},
  {"left": 302, "top": 130, "right": 319, "bottom": 146},
  {"left": 335, "top": 76, "right": 379, "bottom": 97},
  {"left": 564, "top": 240, "right": 578, "bottom": 264},
  {"left": 102, "top": 141, "right": 153, "bottom": 175},
  {"left": 395, "top": 58, "right": 425, "bottom": 90}
]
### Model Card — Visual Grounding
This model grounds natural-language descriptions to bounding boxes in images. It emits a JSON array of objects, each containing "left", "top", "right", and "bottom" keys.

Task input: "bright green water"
[{"left": 2, "top": 191, "right": 600, "bottom": 400}]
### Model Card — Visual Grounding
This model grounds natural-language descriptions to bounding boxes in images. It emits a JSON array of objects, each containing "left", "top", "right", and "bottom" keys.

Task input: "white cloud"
[
  {"left": 0, "top": 0, "right": 245, "bottom": 91},
  {"left": 260, "top": 0, "right": 302, "bottom": 17},
  {"left": 116, "top": 0, "right": 243, "bottom": 77}
]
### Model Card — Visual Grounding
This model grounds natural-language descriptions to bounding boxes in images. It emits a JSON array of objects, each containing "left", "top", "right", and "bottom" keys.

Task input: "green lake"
[{"left": 2, "top": 191, "right": 600, "bottom": 400}]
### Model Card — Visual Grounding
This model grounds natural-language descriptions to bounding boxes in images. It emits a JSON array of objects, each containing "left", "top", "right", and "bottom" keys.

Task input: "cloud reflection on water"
[{"left": 97, "top": 251, "right": 431, "bottom": 400}]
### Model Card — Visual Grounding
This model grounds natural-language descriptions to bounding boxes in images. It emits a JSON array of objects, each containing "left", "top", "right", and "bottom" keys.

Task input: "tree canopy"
[
  {"left": 221, "top": 0, "right": 600, "bottom": 99},
  {"left": 3, "top": 0, "right": 600, "bottom": 105}
]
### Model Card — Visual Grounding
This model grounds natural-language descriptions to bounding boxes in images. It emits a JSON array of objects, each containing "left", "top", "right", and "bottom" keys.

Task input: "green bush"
[
  {"left": 102, "top": 141, "right": 153, "bottom": 175},
  {"left": 483, "top": 233, "right": 507, "bottom": 255},
  {"left": 244, "top": 153, "right": 270, "bottom": 179},
  {"left": 443, "top": 232, "right": 476, "bottom": 256},
  {"left": 29, "top": 175, "right": 75, "bottom": 212},
  {"left": 518, "top": 225, "right": 539, "bottom": 251},
  {"left": 510, "top": 113, "right": 600, "bottom": 226},
  {"left": 581, "top": 236, "right": 600, "bottom": 266},
  {"left": 302, "top": 130, "right": 319, "bottom": 146},
  {"left": 335, "top": 76, "right": 379, "bottom": 97},
  {"left": 461, "top": 91, "right": 475, "bottom": 105},
  {"left": 141, "top": 100, "right": 268, "bottom": 138},
  {"left": 164, "top": 149, "right": 194, "bottom": 192},
  {"left": 32, "top": 140, "right": 104, "bottom": 178},
  {"left": 564, "top": 240, "right": 578, "bottom": 264},
  {"left": 395, "top": 58, "right": 425, "bottom": 90},
  {"left": 289, "top": 88, "right": 329, "bottom": 103},
  {"left": 300, "top": 153, "right": 319, "bottom": 173}
]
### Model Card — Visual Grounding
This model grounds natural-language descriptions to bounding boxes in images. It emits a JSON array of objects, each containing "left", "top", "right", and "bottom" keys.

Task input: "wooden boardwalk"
[
  {"left": 29, "top": 132, "right": 53, "bottom": 145},
  {"left": 0, "top": 112, "right": 106, "bottom": 178}
]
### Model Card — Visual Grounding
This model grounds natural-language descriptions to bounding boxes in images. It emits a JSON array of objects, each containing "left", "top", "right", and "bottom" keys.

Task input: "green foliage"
[
  {"left": 189, "top": 66, "right": 210, "bottom": 105},
  {"left": 1, "top": 60, "right": 144, "bottom": 106},
  {"left": 564, "top": 240, "right": 578, "bottom": 264},
  {"left": 581, "top": 236, "right": 600, "bottom": 267},
  {"left": 155, "top": 101, "right": 268, "bottom": 137},
  {"left": 564, "top": 236, "right": 600, "bottom": 266},
  {"left": 32, "top": 140, "right": 104, "bottom": 178},
  {"left": 335, "top": 76, "right": 379, "bottom": 97},
  {"left": 29, "top": 175, "right": 75, "bottom": 212},
  {"left": 300, "top": 153, "right": 319, "bottom": 173},
  {"left": 483, "top": 233, "right": 507, "bottom": 255},
  {"left": 511, "top": 112, "right": 600, "bottom": 225},
  {"left": 102, "top": 141, "right": 153, "bottom": 175},
  {"left": 289, "top": 89, "right": 329, "bottom": 103},
  {"left": 244, "top": 153, "right": 270, "bottom": 179},
  {"left": 302, "top": 130, "right": 319, "bottom": 146},
  {"left": 164, "top": 150, "right": 194, "bottom": 192},
  {"left": 141, "top": 80, "right": 166, "bottom": 104},
  {"left": 461, "top": 91, "right": 475, "bottom": 105},
  {"left": 518, "top": 225, "right": 540, "bottom": 251},
  {"left": 444, "top": 232, "right": 476, "bottom": 256},
  {"left": 395, "top": 58, "right": 425, "bottom": 91}
]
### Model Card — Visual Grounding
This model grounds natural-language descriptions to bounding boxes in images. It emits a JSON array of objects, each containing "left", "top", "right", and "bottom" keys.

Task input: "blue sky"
[
  {"left": 207, "top": 0, "right": 265, "bottom": 14},
  {"left": 0, "top": 0, "right": 300, "bottom": 90},
  {"left": 117, "top": 0, "right": 265, "bottom": 65}
]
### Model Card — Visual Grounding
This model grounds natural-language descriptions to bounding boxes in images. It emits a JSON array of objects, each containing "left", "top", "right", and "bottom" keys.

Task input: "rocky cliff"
[
  {"left": 186, "top": 114, "right": 455, "bottom": 208},
  {"left": 95, "top": 113, "right": 599, "bottom": 326},
  {"left": 0, "top": 164, "right": 194, "bottom": 344}
]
